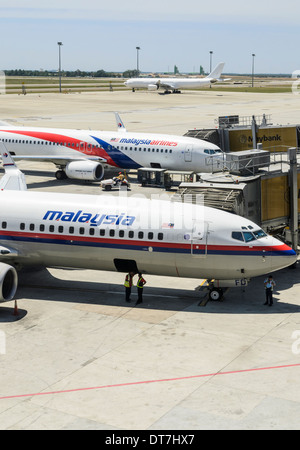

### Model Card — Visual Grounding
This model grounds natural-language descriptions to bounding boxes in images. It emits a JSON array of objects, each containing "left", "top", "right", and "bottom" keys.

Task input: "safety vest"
[
  {"left": 137, "top": 276, "right": 145, "bottom": 288},
  {"left": 124, "top": 275, "right": 131, "bottom": 288}
]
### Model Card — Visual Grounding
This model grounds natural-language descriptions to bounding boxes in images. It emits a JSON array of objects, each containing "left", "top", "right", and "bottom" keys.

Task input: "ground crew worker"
[
  {"left": 124, "top": 272, "right": 134, "bottom": 302},
  {"left": 264, "top": 275, "right": 276, "bottom": 306},
  {"left": 135, "top": 272, "right": 146, "bottom": 305},
  {"left": 117, "top": 172, "right": 125, "bottom": 182}
]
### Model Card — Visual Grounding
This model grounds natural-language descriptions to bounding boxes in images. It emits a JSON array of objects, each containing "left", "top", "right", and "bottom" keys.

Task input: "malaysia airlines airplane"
[
  {"left": 125, "top": 63, "right": 229, "bottom": 94},
  {"left": 0, "top": 113, "right": 223, "bottom": 182},
  {"left": 0, "top": 146, "right": 296, "bottom": 304}
]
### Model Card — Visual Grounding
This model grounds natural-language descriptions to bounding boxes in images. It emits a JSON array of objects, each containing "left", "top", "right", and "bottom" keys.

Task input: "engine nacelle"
[
  {"left": 0, "top": 263, "right": 18, "bottom": 302},
  {"left": 65, "top": 160, "right": 104, "bottom": 181},
  {"left": 148, "top": 84, "right": 159, "bottom": 91}
]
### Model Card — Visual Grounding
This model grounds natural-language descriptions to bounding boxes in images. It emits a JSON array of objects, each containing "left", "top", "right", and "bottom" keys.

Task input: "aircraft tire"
[
  {"left": 209, "top": 288, "right": 223, "bottom": 301},
  {"left": 55, "top": 170, "right": 67, "bottom": 180}
]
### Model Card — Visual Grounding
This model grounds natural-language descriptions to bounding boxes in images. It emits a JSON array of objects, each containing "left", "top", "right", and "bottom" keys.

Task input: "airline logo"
[
  {"left": 43, "top": 210, "right": 136, "bottom": 226},
  {"left": 113, "top": 137, "right": 178, "bottom": 147}
]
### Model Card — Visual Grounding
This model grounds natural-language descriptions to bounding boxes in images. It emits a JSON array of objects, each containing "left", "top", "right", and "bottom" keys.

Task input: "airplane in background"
[
  {"left": 0, "top": 145, "right": 296, "bottom": 304},
  {"left": 0, "top": 113, "right": 223, "bottom": 182},
  {"left": 124, "top": 63, "right": 230, "bottom": 94}
]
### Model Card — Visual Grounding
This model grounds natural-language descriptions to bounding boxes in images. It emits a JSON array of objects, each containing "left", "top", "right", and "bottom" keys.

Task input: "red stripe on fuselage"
[{"left": 1, "top": 129, "right": 119, "bottom": 167}]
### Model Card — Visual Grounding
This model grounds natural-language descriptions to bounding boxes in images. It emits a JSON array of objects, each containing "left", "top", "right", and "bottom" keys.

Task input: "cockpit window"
[
  {"left": 232, "top": 231, "right": 244, "bottom": 242},
  {"left": 253, "top": 229, "right": 267, "bottom": 239},
  {"left": 243, "top": 231, "right": 256, "bottom": 242},
  {"left": 204, "top": 149, "right": 218, "bottom": 155}
]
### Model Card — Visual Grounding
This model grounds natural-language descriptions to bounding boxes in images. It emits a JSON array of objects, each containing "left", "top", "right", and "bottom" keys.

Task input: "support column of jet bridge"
[{"left": 288, "top": 147, "right": 299, "bottom": 255}]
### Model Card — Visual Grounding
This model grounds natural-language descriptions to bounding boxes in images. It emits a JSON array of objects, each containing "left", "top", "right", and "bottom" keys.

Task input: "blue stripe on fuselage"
[{"left": 91, "top": 136, "right": 142, "bottom": 169}]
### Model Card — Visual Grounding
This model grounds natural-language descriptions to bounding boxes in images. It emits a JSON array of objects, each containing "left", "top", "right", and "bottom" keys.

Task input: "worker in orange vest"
[
  {"left": 124, "top": 272, "right": 134, "bottom": 302},
  {"left": 135, "top": 273, "right": 146, "bottom": 305}
]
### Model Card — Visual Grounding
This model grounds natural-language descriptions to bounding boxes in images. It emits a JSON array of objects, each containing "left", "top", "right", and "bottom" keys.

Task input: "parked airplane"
[
  {"left": 0, "top": 113, "right": 223, "bottom": 182},
  {"left": 125, "top": 63, "right": 229, "bottom": 94},
  {"left": 0, "top": 146, "right": 296, "bottom": 304}
]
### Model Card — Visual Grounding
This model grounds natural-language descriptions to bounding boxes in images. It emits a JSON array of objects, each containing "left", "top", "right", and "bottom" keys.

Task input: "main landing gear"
[{"left": 55, "top": 170, "right": 67, "bottom": 180}]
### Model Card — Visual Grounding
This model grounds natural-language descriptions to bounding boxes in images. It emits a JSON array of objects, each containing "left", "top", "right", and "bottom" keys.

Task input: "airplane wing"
[
  {"left": 10, "top": 154, "right": 107, "bottom": 166},
  {"left": 157, "top": 81, "right": 177, "bottom": 91},
  {"left": 0, "top": 245, "right": 19, "bottom": 258},
  {"left": 0, "top": 142, "right": 27, "bottom": 190}
]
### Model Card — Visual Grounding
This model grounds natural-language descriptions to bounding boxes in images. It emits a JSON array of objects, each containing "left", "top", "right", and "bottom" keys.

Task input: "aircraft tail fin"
[
  {"left": 115, "top": 112, "right": 127, "bottom": 132},
  {"left": 0, "top": 142, "right": 27, "bottom": 191},
  {"left": 207, "top": 62, "right": 225, "bottom": 81}
]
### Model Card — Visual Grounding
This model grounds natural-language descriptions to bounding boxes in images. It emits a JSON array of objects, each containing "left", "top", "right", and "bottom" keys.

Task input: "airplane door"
[
  {"left": 184, "top": 145, "right": 193, "bottom": 162},
  {"left": 191, "top": 221, "right": 208, "bottom": 257}
]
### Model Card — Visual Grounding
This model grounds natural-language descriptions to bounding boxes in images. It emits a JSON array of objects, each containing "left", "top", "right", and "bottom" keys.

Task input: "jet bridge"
[{"left": 172, "top": 148, "right": 300, "bottom": 253}]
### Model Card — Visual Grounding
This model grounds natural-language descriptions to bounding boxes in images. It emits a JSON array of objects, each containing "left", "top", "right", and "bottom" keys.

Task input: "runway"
[{"left": 0, "top": 89, "right": 300, "bottom": 430}]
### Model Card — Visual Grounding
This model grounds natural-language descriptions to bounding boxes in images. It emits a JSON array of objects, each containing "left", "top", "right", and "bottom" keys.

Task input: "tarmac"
[{"left": 0, "top": 88, "right": 300, "bottom": 430}]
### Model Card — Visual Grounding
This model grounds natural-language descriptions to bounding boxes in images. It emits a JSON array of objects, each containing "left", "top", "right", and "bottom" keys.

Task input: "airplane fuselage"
[
  {"left": 0, "top": 191, "right": 296, "bottom": 283},
  {"left": 0, "top": 126, "right": 222, "bottom": 173}
]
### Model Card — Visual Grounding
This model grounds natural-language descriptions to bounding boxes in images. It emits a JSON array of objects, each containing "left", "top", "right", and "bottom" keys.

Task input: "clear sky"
[{"left": 0, "top": 0, "right": 299, "bottom": 74}]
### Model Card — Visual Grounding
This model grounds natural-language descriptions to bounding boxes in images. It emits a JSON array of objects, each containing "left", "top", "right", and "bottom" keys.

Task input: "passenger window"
[
  {"left": 58, "top": 226, "right": 63, "bottom": 233},
  {"left": 69, "top": 226, "right": 74, "bottom": 234},
  {"left": 128, "top": 231, "right": 134, "bottom": 238},
  {"left": 232, "top": 231, "right": 244, "bottom": 242},
  {"left": 20, "top": 223, "right": 25, "bottom": 230},
  {"left": 79, "top": 227, "right": 84, "bottom": 235},
  {"left": 100, "top": 229, "right": 105, "bottom": 236},
  {"left": 39, "top": 224, "right": 45, "bottom": 232},
  {"left": 119, "top": 230, "right": 125, "bottom": 238},
  {"left": 89, "top": 228, "right": 95, "bottom": 235},
  {"left": 30, "top": 224, "right": 35, "bottom": 231},
  {"left": 49, "top": 225, "right": 54, "bottom": 232},
  {"left": 1, "top": 221, "right": 7, "bottom": 229},
  {"left": 148, "top": 232, "right": 153, "bottom": 240},
  {"left": 138, "top": 231, "right": 144, "bottom": 239},
  {"left": 158, "top": 233, "right": 163, "bottom": 240},
  {"left": 109, "top": 229, "right": 115, "bottom": 237},
  {"left": 243, "top": 231, "right": 256, "bottom": 242}
]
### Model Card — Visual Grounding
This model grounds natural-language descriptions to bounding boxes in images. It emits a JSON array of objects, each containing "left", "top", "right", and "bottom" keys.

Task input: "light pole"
[
  {"left": 58, "top": 41, "right": 63, "bottom": 93},
  {"left": 136, "top": 46, "right": 140, "bottom": 76},
  {"left": 252, "top": 53, "right": 255, "bottom": 88},
  {"left": 209, "top": 51, "right": 213, "bottom": 88},
  {"left": 209, "top": 50, "right": 213, "bottom": 73}
]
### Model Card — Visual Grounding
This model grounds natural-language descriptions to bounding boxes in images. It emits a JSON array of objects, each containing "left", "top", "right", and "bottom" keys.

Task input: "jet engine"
[
  {"left": 0, "top": 263, "right": 18, "bottom": 302},
  {"left": 64, "top": 160, "right": 104, "bottom": 181},
  {"left": 148, "top": 84, "right": 159, "bottom": 91}
]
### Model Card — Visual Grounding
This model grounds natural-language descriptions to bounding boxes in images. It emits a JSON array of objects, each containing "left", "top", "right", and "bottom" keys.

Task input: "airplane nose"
[{"left": 270, "top": 238, "right": 297, "bottom": 272}]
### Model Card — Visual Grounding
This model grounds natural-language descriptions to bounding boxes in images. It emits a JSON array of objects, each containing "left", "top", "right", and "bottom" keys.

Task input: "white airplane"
[
  {"left": 0, "top": 146, "right": 296, "bottom": 304},
  {"left": 0, "top": 113, "right": 223, "bottom": 182},
  {"left": 125, "top": 63, "right": 229, "bottom": 94}
]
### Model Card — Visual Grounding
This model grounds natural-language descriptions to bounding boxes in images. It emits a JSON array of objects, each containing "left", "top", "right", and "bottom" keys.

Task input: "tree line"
[{"left": 4, "top": 69, "right": 139, "bottom": 78}]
